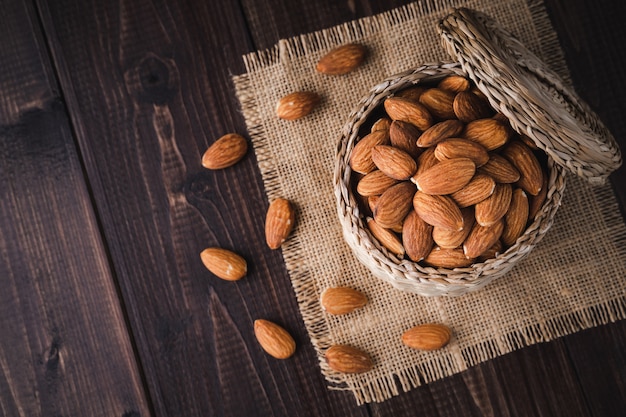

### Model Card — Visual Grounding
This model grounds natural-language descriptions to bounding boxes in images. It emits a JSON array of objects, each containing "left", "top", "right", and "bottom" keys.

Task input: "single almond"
[
  {"left": 200, "top": 248, "right": 247, "bottom": 281},
  {"left": 477, "top": 239, "right": 504, "bottom": 262},
  {"left": 373, "top": 181, "right": 415, "bottom": 230},
  {"left": 384, "top": 97, "right": 433, "bottom": 130},
  {"left": 325, "top": 345, "right": 373, "bottom": 374},
  {"left": 528, "top": 168, "right": 548, "bottom": 220},
  {"left": 475, "top": 183, "right": 513, "bottom": 227},
  {"left": 423, "top": 246, "right": 474, "bottom": 268},
  {"left": 463, "top": 118, "right": 512, "bottom": 151},
  {"left": 501, "top": 188, "right": 529, "bottom": 246},
  {"left": 371, "top": 117, "right": 392, "bottom": 133},
  {"left": 368, "top": 195, "right": 380, "bottom": 213},
  {"left": 396, "top": 86, "right": 426, "bottom": 102},
  {"left": 414, "top": 147, "right": 439, "bottom": 178},
  {"left": 389, "top": 120, "right": 422, "bottom": 158},
  {"left": 502, "top": 140, "right": 544, "bottom": 196},
  {"left": 276, "top": 91, "right": 321, "bottom": 120},
  {"left": 413, "top": 158, "right": 475, "bottom": 195},
  {"left": 202, "top": 133, "right": 248, "bottom": 170},
  {"left": 402, "top": 210, "right": 434, "bottom": 261},
  {"left": 477, "top": 154, "right": 521, "bottom": 183},
  {"left": 419, "top": 88, "right": 456, "bottom": 119},
  {"left": 371, "top": 145, "right": 418, "bottom": 180},
  {"left": 450, "top": 174, "right": 496, "bottom": 208},
  {"left": 416, "top": 119, "right": 464, "bottom": 148},
  {"left": 349, "top": 130, "right": 390, "bottom": 174},
  {"left": 402, "top": 323, "right": 452, "bottom": 350},
  {"left": 316, "top": 43, "right": 367, "bottom": 75},
  {"left": 453, "top": 91, "right": 493, "bottom": 123},
  {"left": 356, "top": 170, "right": 400, "bottom": 196},
  {"left": 463, "top": 219, "right": 505, "bottom": 259},
  {"left": 434, "top": 138, "right": 489, "bottom": 167},
  {"left": 413, "top": 192, "right": 463, "bottom": 231},
  {"left": 320, "top": 287, "right": 368, "bottom": 315},
  {"left": 438, "top": 75, "right": 470, "bottom": 93},
  {"left": 254, "top": 319, "right": 296, "bottom": 359},
  {"left": 367, "top": 218, "right": 405, "bottom": 257},
  {"left": 433, "top": 207, "right": 474, "bottom": 249},
  {"left": 265, "top": 198, "right": 296, "bottom": 249}
]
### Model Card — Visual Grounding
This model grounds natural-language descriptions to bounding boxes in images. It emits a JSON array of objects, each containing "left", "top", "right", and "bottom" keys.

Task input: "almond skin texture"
[
  {"left": 389, "top": 120, "right": 422, "bottom": 158},
  {"left": 433, "top": 207, "right": 474, "bottom": 249},
  {"left": 374, "top": 181, "right": 416, "bottom": 229},
  {"left": 438, "top": 75, "right": 470, "bottom": 93},
  {"left": 463, "top": 219, "right": 505, "bottom": 259},
  {"left": 413, "top": 192, "right": 464, "bottom": 231},
  {"left": 367, "top": 218, "right": 405, "bottom": 257},
  {"left": 502, "top": 140, "right": 544, "bottom": 196},
  {"left": 417, "top": 119, "right": 464, "bottom": 148},
  {"left": 356, "top": 170, "right": 400, "bottom": 197},
  {"left": 316, "top": 43, "right": 367, "bottom": 75},
  {"left": 320, "top": 287, "right": 368, "bottom": 315},
  {"left": 254, "top": 319, "right": 296, "bottom": 359},
  {"left": 265, "top": 198, "right": 296, "bottom": 249},
  {"left": 413, "top": 158, "right": 475, "bottom": 195},
  {"left": 402, "top": 323, "right": 452, "bottom": 350},
  {"left": 384, "top": 97, "right": 433, "bottom": 130},
  {"left": 477, "top": 154, "right": 521, "bottom": 183},
  {"left": 424, "top": 246, "right": 474, "bottom": 268},
  {"left": 475, "top": 183, "right": 513, "bottom": 227},
  {"left": 276, "top": 91, "right": 321, "bottom": 120},
  {"left": 371, "top": 145, "right": 417, "bottom": 180},
  {"left": 450, "top": 174, "right": 496, "bottom": 208},
  {"left": 200, "top": 248, "right": 247, "bottom": 281},
  {"left": 402, "top": 210, "right": 434, "bottom": 261},
  {"left": 463, "top": 118, "right": 512, "bottom": 151},
  {"left": 371, "top": 117, "right": 392, "bottom": 133},
  {"left": 202, "top": 133, "right": 248, "bottom": 170},
  {"left": 419, "top": 88, "right": 456, "bottom": 119},
  {"left": 396, "top": 86, "right": 426, "bottom": 102},
  {"left": 502, "top": 188, "right": 529, "bottom": 246},
  {"left": 414, "top": 147, "right": 439, "bottom": 178},
  {"left": 325, "top": 345, "right": 373, "bottom": 374},
  {"left": 453, "top": 91, "right": 493, "bottom": 122},
  {"left": 349, "top": 130, "right": 390, "bottom": 174},
  {"left": 434, "top": 138, "right": 489, "bottom": 167},
  {"left": 477, "top": 239, "right": 504, "bottom": 262},
  {"left": 529, "top": 169, "right": 549, "bottom": 220}
]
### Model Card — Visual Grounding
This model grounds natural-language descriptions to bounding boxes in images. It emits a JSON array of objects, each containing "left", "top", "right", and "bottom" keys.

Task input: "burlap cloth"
[{"left": 233, "top": 0, "right": 626, "bottom": 404}]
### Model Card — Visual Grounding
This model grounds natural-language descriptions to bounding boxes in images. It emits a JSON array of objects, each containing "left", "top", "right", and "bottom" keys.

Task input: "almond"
[
  {"left": 413, "top": 158, "right": 475, "bottom": 195},
  {"left": 475, "top": 183, "right": 513, "bottom": 227},
  {"left": 389, "top": 120, "right": 422, "bottom": 158},
  {"left": 396, "top": 86, "right": 426, "bottom": 102},
  {"left": 373, "top": 181, "right": 415, "bottom": 230},
  {"left": 320, "top": 287, "right": 368, "bottom": 315},
  {"left": 402, "top": 210, "right": 434, "bottom": 261},
  {"left": 438, "top": 75, "right": 470, "bottom": 93},
  {"left": 349, "top": 130, "right": 389, "bottom": 174},
  {"left": 450, "top": 174, "right": 496, "bottom": 208},
  {"left": 477, "top": 239, "right": 504, "bottom": 262},
  {"left": 477, "top": 154, "right": 521, "bottom": 183},
  {"left": 528, "top": 168, "right": 548, "bottom": 220},
  {"left": 384, "top": 97, "right": 433, "bottom": 130},
  {"left": 502, "top": 140, "right": 543, "bottom": 196},
  {"left": 419, "top": 88, "right": 456, "bottom": 119},
  {"left": 371, "top": 117, "right": 392, "bottom": 133},
  {"left": 276, "top": 91, "right": 321, "bottom": 120},
  {"left": 202, "top": 133, "right": 248, "bottom": 170},
  {"left": 325, "top": 345, "right": 373, "bottom": 374},
  {"left": 265, "top": 198, "right": 296, "bottom": 249},
  {"left": 434, "top": 138, "right": 489, "bottom": 167},
  {"left": 424, "top": 246, "right": 474, "bottom": 268},
  {"left": 453, "top": 91, "right": 493, "bottom": 122},
  {"left": 371, "top": 145, "right": 417, "bottom": 180},
  {"left": 414, "top": 147, "right": 439, "bottom": 178},
  {"left": 416, "top": 119, "right": 464, "bottom": 148},
  {"left": 413, "top": 192, "right": 463, "bottom": 231},
  {"left": 501, "top": 188, "right": 529, "bottom": 246},
  {"left": 402, "top": 323, "right": 452, "bottom": 350},
  {"left": 367, "top": 218, "right": 405, "bottom": 257},
  {"left": 316, "top": 43, "right": 367, "bottom": 75},
  {"left": 356, "top": 170, "right": 399, "bottom": 196},
  {"left": 368, "top": 195, "right": 380, "bottom": 213},
  {"left": 200, "top": 248, "right": 247, "bottom": 281},
  {"left": 463, "top": 219, "right": 505, "bottom": 259},
  {"left": 254, "top": 319, "right": 296, "bottom": 359},
  {"left": 519, "top": 133, "right": 539, "bottom": 150},
  {"left": 463, "top": 118, "right": 512, "bottom": 151},
  {"left": 432, "top": 207, "right": 474, "bottom": 249}
]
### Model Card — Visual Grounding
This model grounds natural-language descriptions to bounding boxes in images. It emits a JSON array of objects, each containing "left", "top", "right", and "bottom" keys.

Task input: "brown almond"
[
  {"left": 371, "top": 145, "right": 417, "bottom": 180},
  {"left": 368, "top": 195, "right": 380, "bottom": 213},
  {"left": 419, "top": 88, "right": 456, "bottom": 119},
  {"left": 414, "top": 147, "right": 439, "bottom": 178},
  {"left": 356, "top": 170, "right": 400, "bottom": 196},
  {"left": 316, "top": 43, "right": 367, "bottom": 75},
  {"left": 254, "top": 319, "right": 296, "bottom": 359},
  {"left": 434, "top": 138, "right": 489, "bottom": 167},
  {"left": 373, "top": 181, "right": 415, "bottom": 230},
  {"left": 471, "top": 86, "right": 488, "bottom": 100},
  {"left": 402, "top": 210, "right": 434, "bottom": 262},
  {"left": 450, "top": 174, "right": 496, "bottom": 208},
  {"left": 477, "top": 154, "right": 521, "bottom": 183},
  {"left": 389, "top": 120, "right": 422, "bottom": 158},
  {"left": 371, "top": 117, "right": 392, "bottom": 133},
  {"left": 433, "top": 207, "right": 474, "bottom": 249},
  {"left": 384, "top": 97, "right": 433, "bottom": 130},
  {"left": 413, "top": 192, "right": 463, "bottom": 231},
  {"left": 367, "top": 218, "right": 405, "bottom": 257},
  {"left": 475, "top": 183, "right": 513, "bottom": 227},
  {"left": 349, "top": 130, "right": 390, "bottom": 174},
  {"left": 402, "top": 323, "right": 452, "bottom": 350},
  {"left": 463, "top": 118, "right": 513, "bottom": 151},
  {"left": 202, "top": 133, "right": 248, "bottom": 170},
  {"left": 438, "top": 75, "right": 470, "bottom": 93},
  {"left": 463, "top": 219, "right": 505, "bottom": 259},
  {"left": 502, "top": 140, "right": 543, "bottom": 196},
  {"left": 413, "top": 158, "right": 475, "bottom": 195},
  {"left": 501, "top": 188, "right": 529, "bottom": 246},
  {"left": 276, "top": 91, "right": 321, "bottom": 120},
  {"left": 528, "top": 168, "right": 548, "bottom": 220},
  {"left": 477, "top": 239, "right": 504, "bottom": 262},
  {"left": 325, "top": 345, "right": 373, "bottom": 374},
  {"left": 424, "top": 246, "right": 474, "bottom": 268},
  {"left": 200, "top": 248, "right": 247, "bottom": 281},
  {"left": 417, "top": 120, "right": 464, "bottom": 148},
  {"left": 265, "top": 198, "right": 296, "bottom": 249},
  {"left": 453, "top": 91, "right": 493, "bottom": 122},
  {"left": 396, "top": 86, "right": 426, "bottom": 102},
  {"left": 320, "top": 287, "right": 368, "bottom": 315},
  {"left": 519, "top": 133, "right": 539, "bottom": 150}
]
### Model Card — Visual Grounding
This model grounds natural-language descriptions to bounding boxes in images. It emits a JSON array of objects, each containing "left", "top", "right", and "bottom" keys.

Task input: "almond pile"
[{"left": 350, "top": 75, "right": 548, "bottom": 268}]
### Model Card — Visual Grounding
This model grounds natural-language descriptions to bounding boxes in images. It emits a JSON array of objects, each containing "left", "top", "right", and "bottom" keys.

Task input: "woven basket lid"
[{"left": 438, "top": 8, "right": 622, "bottom": 184}]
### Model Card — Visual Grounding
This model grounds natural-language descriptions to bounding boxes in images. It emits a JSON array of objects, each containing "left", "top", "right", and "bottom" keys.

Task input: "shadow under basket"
[{"left": 334, "top": 9, "right": 621, "bottom": 297}]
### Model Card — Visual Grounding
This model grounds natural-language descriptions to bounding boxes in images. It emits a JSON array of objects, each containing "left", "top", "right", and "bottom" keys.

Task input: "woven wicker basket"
[{"left": 334, "top": 8, "right": 621, "bottom": 297}]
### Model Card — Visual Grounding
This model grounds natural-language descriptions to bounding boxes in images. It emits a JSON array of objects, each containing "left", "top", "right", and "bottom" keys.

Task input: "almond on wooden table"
[
  {"left": 402, "top": 323, "right": 452, "bottom": 350},
  {"left": 276, "top": 91, "right": 320, "bottom": 120},
  {"left": 320, "top": 287, "right": 368, "bottom": 315},
  {"left": 254, "top": 319, "right": 296, "bottom": 359},
  {"left": 316, "top": 43, "right": 368, "bottom": 75},
  {"left": 265, "top": 198, "right": 296, "bottom": 249},
  {"left": 200, "top": 247, "right": 247, "bottom": 281},
  {"left": 202, "top": 133, "right": 248, "bottom": 170},
  {"left": 325, "top": 345, "right": 373, "bottom": 374}
]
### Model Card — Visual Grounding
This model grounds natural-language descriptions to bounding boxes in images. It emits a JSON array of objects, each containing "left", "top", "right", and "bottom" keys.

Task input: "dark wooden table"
[{"left": 1, "top": 0, "right": 625, "bottom": 416}]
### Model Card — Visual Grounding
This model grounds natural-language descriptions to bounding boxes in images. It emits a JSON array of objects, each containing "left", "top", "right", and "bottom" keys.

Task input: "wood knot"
[{"left": 124, "top": 53, "right": 179, "bottom": 104}]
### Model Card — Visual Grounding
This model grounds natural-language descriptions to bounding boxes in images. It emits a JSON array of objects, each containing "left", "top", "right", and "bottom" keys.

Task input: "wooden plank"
[
  {"left": 35, "top": 0, "right": 369, "bottom": 415},
  {"left": 0, "top": 1, "right": 151, "bottom": 416}
]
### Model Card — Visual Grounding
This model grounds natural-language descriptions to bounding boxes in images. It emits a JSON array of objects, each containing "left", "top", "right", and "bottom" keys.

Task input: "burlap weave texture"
[{"left": 233, "top": 0, "right": 626, "bottom": 404}]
